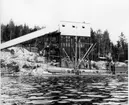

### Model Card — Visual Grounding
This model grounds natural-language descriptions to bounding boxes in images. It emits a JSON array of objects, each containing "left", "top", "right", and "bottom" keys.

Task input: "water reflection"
[{"left": 1, "top": 75, "right": 128, "bottom": 105}]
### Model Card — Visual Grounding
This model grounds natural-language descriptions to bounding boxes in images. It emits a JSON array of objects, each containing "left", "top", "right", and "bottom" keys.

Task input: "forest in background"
[{"left": 1, "top": 20, "right": 128, "bottom": 62}]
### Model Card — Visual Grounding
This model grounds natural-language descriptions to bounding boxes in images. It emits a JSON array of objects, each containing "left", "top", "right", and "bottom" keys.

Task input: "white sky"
[{"left": 1, "top": 0, "right": 129, "bottom": 44}]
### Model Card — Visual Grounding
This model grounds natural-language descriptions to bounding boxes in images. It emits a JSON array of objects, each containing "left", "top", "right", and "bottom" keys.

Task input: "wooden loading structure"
[{"left": 0, "top": 21, "right": 95, "bottom": 74}]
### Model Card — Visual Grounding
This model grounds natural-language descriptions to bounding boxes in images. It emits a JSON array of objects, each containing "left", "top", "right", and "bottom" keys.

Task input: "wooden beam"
[{"left": 0, "top": 26, "right": 59, "bottom": 49}]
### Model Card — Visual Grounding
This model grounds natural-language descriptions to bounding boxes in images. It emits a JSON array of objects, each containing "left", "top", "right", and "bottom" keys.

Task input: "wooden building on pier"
[{"left": 0, "top": 21, "right": 92, "bottom": 69}]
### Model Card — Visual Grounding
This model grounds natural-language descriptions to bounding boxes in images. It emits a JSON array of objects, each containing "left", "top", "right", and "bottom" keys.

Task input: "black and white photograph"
[{"left": 0, "top": 0, "right": 128, "bottom": 105}]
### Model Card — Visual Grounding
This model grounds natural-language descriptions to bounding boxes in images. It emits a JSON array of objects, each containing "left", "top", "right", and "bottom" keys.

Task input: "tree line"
[
  {"left": 90, "top": 29, "right": 128, "bottom": 62},
  {"left": 1, "top": 19, "right": 42, "bottom": 42},
  {"left": 1, "top": 20, "right": 128, "bottom": 62}
]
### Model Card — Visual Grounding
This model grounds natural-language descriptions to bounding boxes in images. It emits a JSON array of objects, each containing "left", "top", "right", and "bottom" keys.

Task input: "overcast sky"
[{"left": 1, "top": 0, "right": 129, "bottom": 44}]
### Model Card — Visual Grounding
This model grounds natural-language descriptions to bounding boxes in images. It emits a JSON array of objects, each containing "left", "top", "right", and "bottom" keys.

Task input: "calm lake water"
[{"left": 1, "top": 74, "right": 128, "bottom": 105}]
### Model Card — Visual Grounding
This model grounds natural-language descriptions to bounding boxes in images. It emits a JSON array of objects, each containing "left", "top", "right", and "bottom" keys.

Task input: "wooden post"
[
  {"left": 78, "top": 37, "right": 81, "bottom": 69},
  {"left": 75, "top": 35, "right": 79, "bottom": 75},
  {"left": 29, "top": 44, "right": 31, "bottom": 52},
  {"left": 79, "top": 37, "right": 81, "bottom": 62},
  {"left": 59, "top": 34, "right": 61, "bottom": 67},
  {"left": 70, "top": 36, "right": 71, "bottom": 60}
]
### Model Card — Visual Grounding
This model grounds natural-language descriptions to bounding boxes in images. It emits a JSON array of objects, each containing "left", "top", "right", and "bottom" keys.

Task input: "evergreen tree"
[
  {"left": 22, "top": 24, "right": 30, "bottom": 35},
  {"left": 3, "top": 25, "right": 10, "bottom": 41},
  {"left": 102, "top": 30, "right": 111, "bottom": 56},
  {"left": 1, "top": 24, "right": 5, "bottom": 42},
  {"left": 95, "top": 29, "right": 103, "bottom": 57},
  {"left": 90, "top": 28, "right": 96, "bottom": 44},
  {"left": 90, "top": 28, "right": 97, "bottom": 60},
  {"left": 8, "top": 19, "right": 15, "bottom": 39},
  {"left": 117, "top": 32, "right": 128, "bottom": 61}
]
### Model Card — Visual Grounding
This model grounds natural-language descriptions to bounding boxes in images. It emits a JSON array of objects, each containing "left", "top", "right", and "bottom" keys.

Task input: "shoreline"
[{"left": 1, "top": 67, "right": 128, "bottom": 78}]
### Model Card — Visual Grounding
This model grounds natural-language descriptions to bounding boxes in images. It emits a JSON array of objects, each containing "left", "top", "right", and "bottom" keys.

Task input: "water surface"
[{"left": 1, "top": 74, "right": 128, "bottom": 105}]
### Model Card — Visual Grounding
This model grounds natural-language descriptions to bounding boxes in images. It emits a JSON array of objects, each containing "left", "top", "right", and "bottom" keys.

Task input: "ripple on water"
[
  {"left": 57, "top": 100, "right": 70, "bottom": 104},
  {"left": 105, "top": 87, "right": 113, "bottom": 90},
  {"left": 91, "top": 83, "right": 104, "bottom": 85},
  {"left": 93, "top": 102, "right": 122, "bottom": 105},
  {"left": 104, "top": 97, "right": 126, "bottom": 102},
  {"left": 34, "top": 85, "right": 41, "bottom": 88},
  {"left": 28, "top": 93, "right": 44, "bottom": 96},
  {"left": 28, "top": 96, "right": 47, "bottom": 100},
  {"left": 87, "top": 94, "right": 107, "bottom": 98},
  {"left": 68, "top": 89, "right": 78, "bottom": 93},
  {"left": 92, "top": 85, "right": 105, "bottom": 89},
  {"left": 64, "top": 86, "right": 72, "bottom": 89},
  {"left": 77, "top": 91, "right": 83, "bottom": 94},
  {"left": 60, "top": 96, "right": 68, "bottom": 99},
  {"left": 86, "top": 92, "right": 97, "bottom": 95},
  {"left": 44, "top": 92, "right": 52, "bottom": 96},
  {"left": 65, "top": 93, "right": 77, "bottom": 97},
  {"left": 113, "top": 95, "right": 128, "bottom": 99},
  {"left": 26, "top": 100, "right": 55, "bottom": 105},
  {"left": 65, "top": 98, "right": 93, "bottom": 102},
  {"left": 111, "top": 92, "right": 128, "bottom": 98},
  {"left": 80, "top": 94, "right": 88, "bottom": 97},
  {"left": 1, "top": 95, "right": 10, "bottom": 98},
  {"left": 50, "top": 90, "right": 61, "bottom": 94},
  {"left": 2, "top": 74, "right": 128, "bottom": 105}
]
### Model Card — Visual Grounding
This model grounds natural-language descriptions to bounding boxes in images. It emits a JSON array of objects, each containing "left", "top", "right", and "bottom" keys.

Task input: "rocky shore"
[
  {"left": 1, "top": 47, "right": 128, "bottom": 76},
  {"left": 1, "top": 47, "right": 52, "bottom": 76}
]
